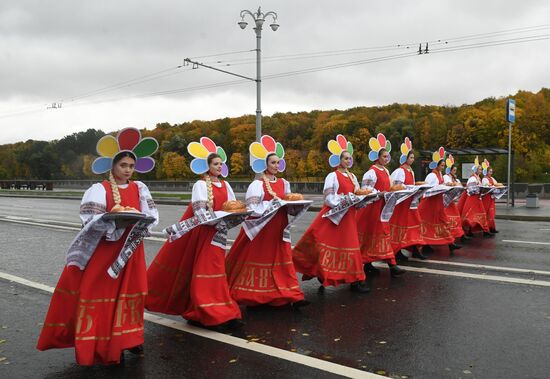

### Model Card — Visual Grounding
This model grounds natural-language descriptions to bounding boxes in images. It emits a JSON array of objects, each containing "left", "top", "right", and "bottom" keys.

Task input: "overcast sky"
[{"left": 1, "top": 0, "right": 549, "bottom": 144}]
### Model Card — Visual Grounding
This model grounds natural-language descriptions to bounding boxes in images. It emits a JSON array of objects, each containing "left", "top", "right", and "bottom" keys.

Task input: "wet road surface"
[{"left": 1, "top": 197, "right": 550, "bottom": 378}]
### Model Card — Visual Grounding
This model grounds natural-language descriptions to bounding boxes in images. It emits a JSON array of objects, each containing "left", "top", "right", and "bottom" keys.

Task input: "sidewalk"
[{"left": 495, "top": 199, "right": 550, "bottom": 222}]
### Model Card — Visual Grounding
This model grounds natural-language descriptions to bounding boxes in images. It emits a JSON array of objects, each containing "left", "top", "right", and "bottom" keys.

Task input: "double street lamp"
[{"left": 238, "top": 7, "right": 279, "bottom": 142}]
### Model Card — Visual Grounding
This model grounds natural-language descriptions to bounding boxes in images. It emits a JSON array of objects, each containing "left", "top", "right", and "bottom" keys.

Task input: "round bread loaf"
[
  {"left": 222, "top": 200, "right": 247, "bottom": 213},
  {"left": 284, "top": 193, "right": 304, "bottom": 201},
  {"left": 354, "top": 188, "right": 372, "bottom": 196}
]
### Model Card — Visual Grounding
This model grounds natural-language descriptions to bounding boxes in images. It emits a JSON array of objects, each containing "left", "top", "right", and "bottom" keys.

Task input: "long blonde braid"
[
  {"left": 262, "top": 173, "right": 280, "bottom": 200},
  {"left": 203, "top": 174, "right": 214, "bottom": 210},
  {"left": 108, "top": 171, "right": 122, "bottom": 206},
  {"left": 344, "top": 168, "right": 360, "bottom": 191}
]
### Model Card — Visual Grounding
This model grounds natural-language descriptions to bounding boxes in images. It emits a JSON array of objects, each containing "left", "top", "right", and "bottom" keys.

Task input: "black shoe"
[
  {"left": 291, "top": 300, "right": 311, "bottom": 308},
  {"left": 461, "top": 234, "right": 473, "bottom": 241},
  {"left": 225, "top": 318, "right": 245, "bottom": 330},
  {"left": 364, "top": 263, "right": 380, "bottom": 275},
  {"left": 412, "top": 251, "right": 428, "bottom": 260},
  {"left": 483, "top": 231, "right": 494, "bottom": 237},
  {"left": 350, "top": 281, "right": 370, "bottom": 293},
  {"left": 422, "top": 245, "right": 434, "bottom": 253},
  {"left": 389, "top": 265, "right": 406, "bottom": 277},
  {"left": 128, "top": 344, "right": 144, "bottom": 355},
  {"left": 490, "top": 229, "right": 499, "bottom": 233},
  {"left": 449, "top": 243, "right": 462, "bottom": 250},
  {"left": 466, "top": 231, "right": 474, "bottom": 237},
  {"left": 395, "top": 250, "right": 409, "bottom": 262}
]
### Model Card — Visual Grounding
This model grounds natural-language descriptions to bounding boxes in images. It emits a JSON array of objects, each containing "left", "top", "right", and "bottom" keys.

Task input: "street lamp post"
[{"left": 238, "top": 7, "right": 279, "bottom": 142}]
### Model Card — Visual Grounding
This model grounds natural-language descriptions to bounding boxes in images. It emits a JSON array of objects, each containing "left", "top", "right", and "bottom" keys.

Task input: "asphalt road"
[{"left": 1, "top": 197, "right": 550, "bottom": 378}]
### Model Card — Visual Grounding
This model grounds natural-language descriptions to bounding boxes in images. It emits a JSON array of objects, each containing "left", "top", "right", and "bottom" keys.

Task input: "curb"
[{"left": 2, "top": 194, "right": 549, "bottom": 222}]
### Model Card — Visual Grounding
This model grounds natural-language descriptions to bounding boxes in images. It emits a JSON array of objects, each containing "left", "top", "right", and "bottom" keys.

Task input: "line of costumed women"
[
  {"left": 442, "top": 155, "right": 466, "bottom": 240},
  {"left": 226, "top": 135, "right": 310, "bottom": 307},
  {"left": 292, "top": 135, "right": 369, "bottom": 292},
  {"left": 418, "top": 147, "right": 461, "bottom": 253},
  {"left": 457, "top": 157, "right": 490, "bottom": 236},
  {"left": 37, "top": 128, "right": 160, "bottom": 365},
  {"left": 389, "top": 138, "right": 427, "bottom": 260},
  {"left": 146, "top": 137, "right": 244, "bottom": 329},
  {"left": 358, "top": 133, "right": 405, "bottom": 277},
  {"left": 481, "top": 160, "right": 499, "bottom": 234}
]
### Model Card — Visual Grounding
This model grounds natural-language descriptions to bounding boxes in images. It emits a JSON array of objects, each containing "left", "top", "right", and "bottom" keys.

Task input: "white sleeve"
[
  {"left": 79, "top": 183, "right": 107, "bottom": 225},
  {"left": 425, "top": 173, "right": 439, "bottom": 186},
  {"left": 481, "top": 178, "right": 490, "bottom": 186},
  {"left": 191, "top": 180, "right": 209, "bottom": 214},
  {"left": 467, "top": 176, "right": 478, "bottom": 186},
  {"left": 443, "top": 174, "right": 452, "bottom": 185},
  {"left": 225, "top": 181, "right": 237, "bottom": 201},
  {"left": 245, "top": 180, "right": 268, "bottom": 216},
  {"left": 283, "top": 178, "right": 291, "bottom": 195},
  {"left": 391, "top": 168, "right": 405, "bottom": 185},
  {"left": 361, "top": 169, "right": 377, "bottom": 189},
  {"left": 135, "top": 181, "right": 159, "bottom": 230},
  {"left": 323, "top": 172, "right": 342, "bottom": 208}
]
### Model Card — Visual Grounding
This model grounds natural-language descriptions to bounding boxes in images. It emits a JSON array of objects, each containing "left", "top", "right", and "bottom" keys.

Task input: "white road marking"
[
  {"left": 407, "top": 259, "right": 550, "bottom": 276},
  {"left": 384, "top": 265, "right": 550, "bottom": 287},
  {"left": 538, "top": 229, "right": 550, "bottom": 231},
  {"left": 0, "top": 271, "right": 382, "bottom": 379},
  {"left": 502, "top": 240, "right": 550, "bottom": 246}
]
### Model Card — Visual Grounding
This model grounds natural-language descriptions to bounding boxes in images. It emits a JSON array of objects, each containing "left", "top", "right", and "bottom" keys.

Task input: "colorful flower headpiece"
[
  {"left": 399, "top": 137, "right": 412, "bottom": 165},
  {"left": 249, "top": 135, "right": 286, "bottom": 173},
  {"left": 368, "top": 133, "right": 391, "bottom": 162},
  {"left": 92, "top": 127, "right": 159, "bottom": 174},
  {"left": 187, "top": 137, "right": 228, "bottom": 177},
  {"left": 482, "top": 159, "right": 490, "bottom": 176},
  {"left": 327, "top": 134, "right": 353, "bottom": 167},
  {"left": 429, "top": 147, "right": 446, "bottom": 170},
  {"left": 471, "top": 156, "right": 480, "bottom": 173},
  {"left": 445, "top": 154, "right": 455, "bottom": 175}
]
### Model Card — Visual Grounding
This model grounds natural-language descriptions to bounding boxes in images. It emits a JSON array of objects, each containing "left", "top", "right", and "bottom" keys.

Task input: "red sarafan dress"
[
  {"left": 418, "top": 171, "right": 455, "bottom": 245},
  {"left": 226, "top": 178, "right": 304, "bottom": 306},
  {"left": 146, "top": 179, "right": 241, "bottom": 326},
  {"left": 292, "top": 170, "right": 365, "bottom": 287},
  {"left": 389, "top": 165, "right": 425, "bottom": 251},
  {"left": 461, "top": 175, "right": 489, "bottom": 233},
  {"left": 37, "top": 181, "right": 150, "bottom": 366},
  {"left": 482, "top": 176, "right": 497, "bottom": 231},
  {"left": 357, "top": 165, "right": 396, "bottom": 264},
  {"left": 443, "top": 174, "right": 465, "bottom": 239}
]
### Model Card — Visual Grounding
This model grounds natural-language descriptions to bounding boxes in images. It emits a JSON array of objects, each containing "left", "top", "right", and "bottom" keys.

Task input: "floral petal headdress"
[
  {"left": 249, "top": 135, "right": 286, "bottom": 173},
  {"left": 471, "top": 156, "right": 480, "bottom": 173},
  {"left": 399, "top": 137, "right": 412, "bottom": 165},
  {"left": 445, "top": 154, "right": 455, "bottom": 175},
  {"left": 482, "top": 159, "right": 490, "bottom": 176},
  {"left": 187, "top": 137, "right": 228, "bottom": 177},
  {"left": 92, "top": 127, "right": 159, "bottom": 174},
  {"left": 429, "top": 147, "right": 446, "bottom": 170},
  {"left": 327, "top": 134, "right": 353, "bottom": 167},
  {"left": 368, "top": 133, "right": 391, "bottom": 162}
]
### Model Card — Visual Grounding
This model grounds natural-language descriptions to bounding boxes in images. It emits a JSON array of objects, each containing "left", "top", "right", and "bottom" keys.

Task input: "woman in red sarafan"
[
  {"left": 389, "top": 139, "right": 427, "bottom": 261},
  {"left": 146, "top": 137, "right": 243, "bottom": 330},
  {"left": 460, "top": 157, "right": 490, "bottom": 236},
  {"left": 226, "top": 135, "right": 308, "bottom": 307},
  {"left": 358, "top": 133, "right": 406, "bottom": 277},
  {"left": 418, "top": 147, "right": 462, "bottom": 254},
  {"left": 292, "top": 134, "right": 369, "bottom": 293},
  {"left": 481, "top": 163, "right": 499, "bottom": 234},
  {"left": 37, "top": 128, "right": 159, "bottom": 365},
  {"left": 443, "top": 161, "right": 466, "bottom": 241}
]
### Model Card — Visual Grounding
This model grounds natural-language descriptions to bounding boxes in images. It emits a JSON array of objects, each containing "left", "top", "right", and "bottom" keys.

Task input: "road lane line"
[
  {"left": 386, "top": 266, "right": 550, "bottom": 287},
  {"left": 0, "top": 271, "right": 381, "bottom": 379},
  {"left": 407, "top": 259, "right": 550, "bottom": 276},
  {"left": 502, "top": 240, "right": 550, "bottom": 246}
]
